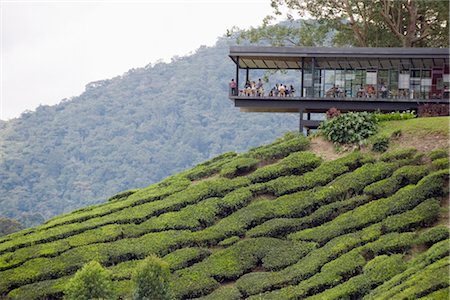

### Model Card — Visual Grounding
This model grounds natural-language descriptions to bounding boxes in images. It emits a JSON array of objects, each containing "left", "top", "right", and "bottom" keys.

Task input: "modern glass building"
[{"left": 228, "top": 46, "right": 449, "bottom": 131}]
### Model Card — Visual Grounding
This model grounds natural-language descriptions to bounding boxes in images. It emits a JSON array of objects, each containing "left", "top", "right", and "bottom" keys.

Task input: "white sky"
[{"left": 0, "top": 0, "right": 275, "bottom": 120}]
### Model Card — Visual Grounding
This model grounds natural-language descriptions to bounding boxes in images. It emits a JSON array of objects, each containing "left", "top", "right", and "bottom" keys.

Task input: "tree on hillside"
[
  {"left": 64, "top": 261, "right": 115, "bottom": 300},
  {"left": 234, "top": 0, "right": 449, "bottom": 47},
  {"left": 132, "top": 255, "right": 171, "bottom": 300}
]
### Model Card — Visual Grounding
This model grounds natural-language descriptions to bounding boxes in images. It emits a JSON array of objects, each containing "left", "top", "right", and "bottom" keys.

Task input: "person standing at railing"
[
  {"left": 380, "top": 84, "right": 388, "bottom": 98},
  {"left": 229, "top": 79, "right": 237, "bottom": 96}
]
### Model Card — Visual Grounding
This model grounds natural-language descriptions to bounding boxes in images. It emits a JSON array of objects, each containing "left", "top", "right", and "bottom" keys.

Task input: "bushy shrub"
[
  {"left": 162, "top": 247, "right": 210, "bottom": 271},
  {"left": 363, "top": 165, "right": 429, "bottom": 198},
  {"left": 64, "top": 261, "right": 114, "bottom": 300},
  {"left": 218, "top": 236, "right": 240, "bottom": 247},
  {"left": 379, "top": 148, "right": 417, "bottom": 162},
  {"left": 431, "top": 157, "right": 449, "bottom": 170},
  {"left": 264, "top": 152, "right": 373, "bottom": 196},
  {"left": 196, "top": 286, "right": 242, "bottom": 300},
  {"left": 374, "top": 111, "right": 416, "bottom": 122},
  {"left": 248, "top": 151, "right": 322, "bottom": 183},
  {"left": 371, "top": 135, "right": 390, "bottom": 153},
  {"left": 320, "top": 112, "right": 378, "bottom": 145},
  {"left": 248, "top": 133, "right": 309, "bottom": 160},
  {"left": 107, "top": 189, "right": 139, "bottom": 202},
  {"left": 219, "top": 157, "right": 259, "bottom": 178},
  {"left": 428, "top": 148, "right": 448, "bottom": 161},
  {"left": 132, "top": 255, "right": 171, "bottom": 300},
  {"left": 184, "top": 152, "right": 237, "bottom": 181}
]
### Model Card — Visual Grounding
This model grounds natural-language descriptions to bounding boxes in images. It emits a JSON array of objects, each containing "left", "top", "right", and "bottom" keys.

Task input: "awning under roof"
[{"left": 229, "top": 46, "right": 450, "bottom": 70}]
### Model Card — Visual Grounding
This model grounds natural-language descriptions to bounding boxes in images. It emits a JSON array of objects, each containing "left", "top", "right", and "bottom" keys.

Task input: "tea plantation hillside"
[{"left": 0, "top": 133, "right": 448, "bottom": 299}]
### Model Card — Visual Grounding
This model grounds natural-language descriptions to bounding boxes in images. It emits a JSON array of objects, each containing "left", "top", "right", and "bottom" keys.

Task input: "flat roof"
[{"left": 229, "top": 46, "right": 450, "bottom": 69}]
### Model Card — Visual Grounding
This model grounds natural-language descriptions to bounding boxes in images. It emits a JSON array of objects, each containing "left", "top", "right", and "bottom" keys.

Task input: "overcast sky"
[{"left": 1, "top": 0, "right": 274, "bottom": 120}]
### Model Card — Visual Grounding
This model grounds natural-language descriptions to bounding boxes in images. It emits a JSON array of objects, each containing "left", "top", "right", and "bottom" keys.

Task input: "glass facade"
[{"left": 299, "top": 66, "right": 449, "bottom": 100}]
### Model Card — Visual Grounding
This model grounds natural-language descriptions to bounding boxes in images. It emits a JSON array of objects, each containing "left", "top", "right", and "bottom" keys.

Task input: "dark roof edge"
[{"left": 229, "top": 46, "right": 450, "bottom": 58}]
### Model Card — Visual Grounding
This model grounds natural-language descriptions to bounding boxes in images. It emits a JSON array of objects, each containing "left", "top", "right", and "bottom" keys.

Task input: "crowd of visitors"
[{"left": 229, "top": 79, "right": 296, "bottom": 97}]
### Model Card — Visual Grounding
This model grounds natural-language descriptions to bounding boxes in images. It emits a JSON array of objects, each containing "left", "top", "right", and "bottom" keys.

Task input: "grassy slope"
[{"left": 0, "top": 121, "right": 448, "bottom": 300}]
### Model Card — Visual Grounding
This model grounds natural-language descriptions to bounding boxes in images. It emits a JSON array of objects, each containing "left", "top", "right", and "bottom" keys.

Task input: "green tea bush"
[
  {"left": 162, "top": 247, "right": 210, "bottom": 271},
  {"left": 248, "top": 133, "right": 309, "bottom": 160},
  {"left": 236, "top": 225, "right": 382, "bottom": 296},
  {"left": 363, "top": 165, "right": 429, "bottom": 198},
  {"left": 184, "top": 152, "right": 237, "bottom": 181},
  {"left": 0, "top": 177, "right": 248, "bottom": 256},
  {"left": 248, "top": 151, "right": 321, "bottom": 183},
  {"left": 64, "top": 261, "right": 115, "bottom": 300},
  {"left": 219, "top": 157, "right": 259, "bottom": 178},
  {"left": 364, "top": 257, "right": 448, "bottom": 300},
  {"left": 320, "top": 112, "right": 378, "bottom": 145},
  {"left": 306, "top": 254, "right": 406, "bottom": 300},
  {"left": 107, "top": 189, "right": 139, "bottom": 202},
  {"left": 415, "top": 226, "right": 450, "bottom": 246},
  {"left": 381, "top": 199, "right": 440, "bottom": 233},
  {"left": 7, "top": 276, "right": 68, "bottom": 300},
  {"left": 131, "top": 255, "right": 171, "bottom": 300},
  {"left": 218, "top": 236, "right": 240, "bottom": 247},
  {"left": 289, "top": 170, "right": 446, "bottom": 245},
  {"left": 379, "top": 148, "right": 417, "bottom": 162},
  {"left": 195, "top": 285, "right": 242, "bottom": 300},
  {"left": 264, "top": 152, "right": 374, "bottom": 196},
  {"left": 247, "top": 195, "right": 371, "bottom": 238},
  {"left": 371, "top": 135, "right": 390, "bottom": 153},
  {"left": 431, "top": 157, "right": 449, "bottom": 170},
  {"left": 428, "top": 148, "right": 448, "bottom": 161}
]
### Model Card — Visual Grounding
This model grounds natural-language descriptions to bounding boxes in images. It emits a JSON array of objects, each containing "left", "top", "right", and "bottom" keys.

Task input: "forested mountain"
[{"left": 0, "top": 36, "right": 297, "bottom": 227}]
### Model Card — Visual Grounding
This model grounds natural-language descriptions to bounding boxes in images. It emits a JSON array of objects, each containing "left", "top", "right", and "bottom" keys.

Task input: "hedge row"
[
  {"left": 249, "top": 249, "right": 367, "bottom": 300},
  {"left": 0, "top": 177, "right": 249, "bottom": 255},
  {"left": 248, "top": 152, "right": 322, "bottom": 183},
  {"left": 108, "top": 247, "right": 211, "bottom": 281},
  {"left": 262, "top": 152, "right": 374, "bottom": 196},
  {"left": 42, "top": 175, "right": 192, "bottom": 230},
  {"left": 417, "top": 288, "right": 449, "bottom": 300},
  {"left": 363, "top": 165, "right": 429, "bottom": 198},
  {"left": 194, "top": 160, "right": 399, "bottom": 246},
  {"left": 6, "top": 276, "right": 68, "bottom": 300},
  {"left": 173, "top": 238, "right": 315, "bottom": 299},
  {"left": 182, "top": 152, "right": 237, "bottom": 181},
  {"left": 379, "top": 147, "right": 418, "bottom": 162},
  {"left": 432, "top": 157, "right": 449, "bottom": 170},
  {"left": 289, "top": 170, "right": 447, "bottom": 244},
  {"left": 248, "top": 133, "right": 309, "bottom": 160},
  {"left": 364, "top": 238, "right": 449, "bottom": 300},
  {"left": 363, "top": 257, "right": 449, "bottom": 300},
  {"left": 246, "top": 195, "right": 371, "bottom": 238},
  {"left": 0, "top": 186, "right": 256, "bottom": 272},
  {"left": 0, "top": 230, "right": 195, "bottom": 294},
  {"left": 195, "top": 285, "right": 242, "bottom": 300},
  {"left": 107, "top": 188, "right": 139, "bottom": 202},
  {"left": 428, "top": 148, "right": 448, "bottom": 161},
  {"left": 305, "top": 254, "right": 406, "bottom": 300},
  {"left": 237, "top": 219, "right": 443, "bottom": 298},
  {"left": 163, "top": 247, "right": 211, "bottom": 272},
  {"left": 0, "top": 175, "right": 192, "bottom": 246},
  {"left": 235, "top": 224, "right": 383, "bottom": 296},
  {"left": 381, "top": 198, "right": 440, "bottom": 233},
  {"left": 219, "top": 157, "right": 259, "bottom": 178}
]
